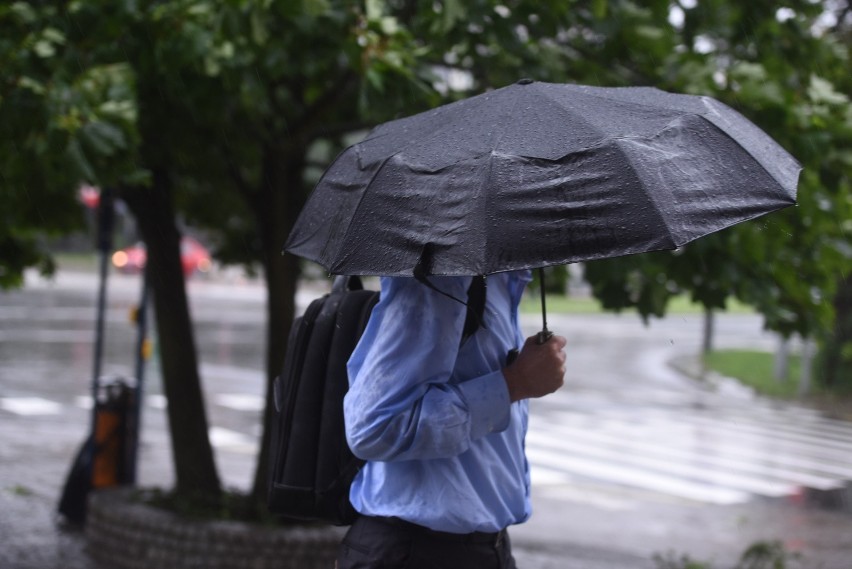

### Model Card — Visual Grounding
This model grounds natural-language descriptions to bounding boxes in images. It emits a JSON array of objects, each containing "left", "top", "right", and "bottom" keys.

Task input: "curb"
[{"left": 86, "top": 488, "right": 345, "bottom": 569}]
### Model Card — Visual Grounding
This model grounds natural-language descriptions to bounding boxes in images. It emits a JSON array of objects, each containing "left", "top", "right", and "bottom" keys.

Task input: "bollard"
[
  {"left": 58, "top": 376, "right": 138, "bottom": 525},
  {"left": 92, "top": 378, "right": 136, "bottom": 489}
]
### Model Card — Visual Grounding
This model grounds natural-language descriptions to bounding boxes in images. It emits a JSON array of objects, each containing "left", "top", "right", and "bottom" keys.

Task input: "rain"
[{"left": 2, "top": 2, "right": 851, "bottom": 569}]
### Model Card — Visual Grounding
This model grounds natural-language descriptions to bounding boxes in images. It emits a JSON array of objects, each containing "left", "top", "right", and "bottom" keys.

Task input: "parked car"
[{"left": 112, "top": 237, "right": 212, "bottom": 278}]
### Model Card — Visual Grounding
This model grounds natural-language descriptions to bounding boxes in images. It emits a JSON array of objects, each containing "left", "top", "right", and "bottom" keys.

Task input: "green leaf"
[
  {"left": 9, "top": 2, "right": 37, "bottom": 24},
  {"left": 66, "top": 137, "right": 96, "bottom": 182},
  {"left": 250, "top": 8, "right": 268, "bottom": 44},
  {"left": 732, "top": 62, "right": 768, "bottom": 82},
  {"left": 635, "top": 25, "right": 665, "bottom": 41},
  {"left": 365, "top": 67, "right": 384, "bottom": 91},
  {"left": 17, "top": 76, "right": 45, "bottom": 95},
  {"left": 42, "top": 27, "right": 65, "bottom": 44},
  {"left": 80, "top": 120, "right": 127, "bottom": 155},
  {"left": 98, "top": 100, "right": 137, "bottom": 123},
  {"left": 380, "top": 16, "right": 399, "bottom": 35},
  {"left": 34, "top": 40, "right": 56, "bottom": 58},
  {"left": 366, "top": 0, "right": 383, "bottom": 20},
  {"left": 808, "top": 75, "right": 848, "bottom": 106},
  {"left": 302, "top": 0, "right": 331, "bottom": 17}
]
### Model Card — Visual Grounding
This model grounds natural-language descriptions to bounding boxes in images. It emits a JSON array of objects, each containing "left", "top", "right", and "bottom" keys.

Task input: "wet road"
[{"left": 2, "top": 270, "right": 852, "bottom": 568}]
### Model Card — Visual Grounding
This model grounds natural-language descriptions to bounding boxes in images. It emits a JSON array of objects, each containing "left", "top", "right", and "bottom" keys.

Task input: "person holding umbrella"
[
  {"left": 285, "top": 79, "right": 800, "bottom": 568},
  {"left": 337, "top": 271, "right": 567, "bottom": 569}
]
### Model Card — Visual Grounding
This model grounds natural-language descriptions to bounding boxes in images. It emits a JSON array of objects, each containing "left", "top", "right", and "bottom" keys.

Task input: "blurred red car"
[{"left": 112, "top": 236, "right": 212, "bottom": 277}]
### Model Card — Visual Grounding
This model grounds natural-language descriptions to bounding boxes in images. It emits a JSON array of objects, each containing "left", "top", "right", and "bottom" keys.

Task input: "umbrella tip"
[{"left": 517, "top": 78, "right": 534, "bottom": 85}]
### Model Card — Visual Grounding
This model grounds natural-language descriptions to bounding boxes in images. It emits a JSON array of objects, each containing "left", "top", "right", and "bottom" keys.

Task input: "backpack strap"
[{"left": 332, "top": 274, "right": 364, "bottom": 294}]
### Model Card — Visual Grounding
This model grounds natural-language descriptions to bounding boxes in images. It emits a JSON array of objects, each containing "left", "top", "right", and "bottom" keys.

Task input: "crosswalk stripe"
[
  {"left": 527, "top": 429, "right": 794, "bottom": 497},
  {"left": 667, "top": 413, "right": 852, "bottom": 456},
  {"left": 0, "top": 397, "right": 63, "bottom": 416},
  {"left": 547, "top": 412, "right": 852, "bottom": 480},
  {"left": 533, "top": 417, "right": 844, "bottom": 491},
  {"left": 535, "top": 484, "right": 638, "bottom": 511},
  {"left": 208, "top": 427, "right": 257, "bottom": 454},
  {"left": 6, "top": 386, "right": 848, "bottom": 511},
  {"left": 215, "top": 393, "right": 265, "bottom": 412},
  {"left": 524, "top": 445, "right": 750, "bottom": 505},
  {"left": 529, "top": 465, "right": 573, "bottom": 486},
  {"left": 709, "top": 406, "right": 852, "bottom": 441},
  {"left": 642, "top": 413, "right": 852, "bottom": 467},
  {"left": 0, "top": 330, "right": 96, "bottom": 343}
]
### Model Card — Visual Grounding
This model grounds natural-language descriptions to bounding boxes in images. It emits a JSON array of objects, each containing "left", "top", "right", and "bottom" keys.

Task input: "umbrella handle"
[{"left": 536, "top": 268, "right": 553, "bottom": 345}]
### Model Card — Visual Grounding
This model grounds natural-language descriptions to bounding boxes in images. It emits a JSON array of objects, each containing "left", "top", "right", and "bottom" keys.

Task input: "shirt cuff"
[{"left": 458, "top": 370, "right": 512, "bottom": 439}]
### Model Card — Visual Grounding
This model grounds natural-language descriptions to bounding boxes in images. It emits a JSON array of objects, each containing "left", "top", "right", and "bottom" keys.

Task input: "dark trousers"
[{"left": 336, "top": 515, "right": 517, "bottom": 569}]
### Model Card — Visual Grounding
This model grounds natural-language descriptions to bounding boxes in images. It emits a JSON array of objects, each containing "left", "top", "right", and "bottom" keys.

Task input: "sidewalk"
[{"left": 0, "top": 368, "right": 644, "bottom": 563}]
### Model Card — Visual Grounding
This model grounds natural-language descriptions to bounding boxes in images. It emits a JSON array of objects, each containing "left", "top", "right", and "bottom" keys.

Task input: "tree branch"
[
  {"left": 289, "top": 70, "right": 360, "bottom": 138},
  {"left": 832, "top": 3, "right": 851, "bottom": 34},
  {"left": 306, "top": 119, "right": 374, "bottom": 141}
]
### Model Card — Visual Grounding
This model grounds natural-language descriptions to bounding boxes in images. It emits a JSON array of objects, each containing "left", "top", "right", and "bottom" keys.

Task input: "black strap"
[
  {"left": 336, "top": 270, "right": 487, "bottom": 343},
  {"left": 412, "top": 243, "right": 486, "bottom": 342},
  {"left": 412, "top": 272, "right": 487, "bottom": 343},
  {"left": 463, "top": 276, "right": 486, "bottom": 340}
]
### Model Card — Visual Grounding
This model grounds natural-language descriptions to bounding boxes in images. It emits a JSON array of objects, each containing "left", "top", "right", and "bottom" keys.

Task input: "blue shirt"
[{"left": 344, "top": 271, "right": 532, "bottom": 534}]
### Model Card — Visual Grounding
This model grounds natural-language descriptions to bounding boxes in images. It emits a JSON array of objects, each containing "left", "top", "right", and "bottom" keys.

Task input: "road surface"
[{"left": 2, "top": 270, "right": 851, "bottom": 568}]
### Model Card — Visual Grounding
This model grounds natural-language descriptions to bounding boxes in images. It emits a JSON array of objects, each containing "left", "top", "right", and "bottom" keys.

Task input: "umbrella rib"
[
  {"left": 525, "top": 87, "right": 608, "bottom": 157},
  {"left": 327, "top": 155, "right": 393, "bottom": 274},
  {"left": 609, "top": 138, "right": 680, "bottom": 249},
  {"left": 481, "top": 152, "right": 495, "bottom": 274},
  {"left": 536, "top": 86, "right": 798, "bottom": 194},
  {"left": 491, "top": 93, "right": 522, "bottom": 155},
  {"left": 480, "top": 95, "right": 524, "bottom": 274},
  {"left": 694, "top": 102, "right": 800, "bottom": 195}
]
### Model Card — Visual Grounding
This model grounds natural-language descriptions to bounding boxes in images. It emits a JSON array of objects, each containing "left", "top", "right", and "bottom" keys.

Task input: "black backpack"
[{"left": 267, "top": 274, "right": 485, "bottom": 525}]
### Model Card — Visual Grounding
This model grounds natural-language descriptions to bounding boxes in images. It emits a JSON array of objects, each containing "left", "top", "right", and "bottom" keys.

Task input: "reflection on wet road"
[
  {"left": 3, "top": 270, "right": 852, "bottom": 567},
  {"left": 3, "top": 271, "right": 851, "bottom": 506}
]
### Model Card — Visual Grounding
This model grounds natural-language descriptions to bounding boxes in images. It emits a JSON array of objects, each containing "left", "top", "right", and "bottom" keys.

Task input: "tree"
[
  {"left": 0, "top": 2, "right": 136, "bottom": 288},
  {"left": 4, "top": 0, "right": 850, "bottom": 511},
  {"left": 94, "top": 0, "right": 437, "bottom": 504},
  {"left": 1, "top": 0, "right": 223, "bottom": 497},
  {"left": 578, "top": 0, "right": 852, "bottom": 386}
]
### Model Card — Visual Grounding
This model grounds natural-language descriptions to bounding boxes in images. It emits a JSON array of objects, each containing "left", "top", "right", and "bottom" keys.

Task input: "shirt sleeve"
[{"left": 344, "top": 276, "right": 512, "bottom": 462}]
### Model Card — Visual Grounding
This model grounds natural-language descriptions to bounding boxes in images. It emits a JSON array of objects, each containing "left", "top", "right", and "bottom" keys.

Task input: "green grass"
[
  {"left": 653, "top": 540, "right": 801, "bottom": 569},
  {"left": 520, "top": 293, "right": 755, "bottom": 315},
  {"left": 703, "top": 349, "right": 803, "bottom": 399},
  {"left": 54, "top": 252, "right": 99, "bottom": 272},
  {"left": 703, "top": 349, "right": 852, "bottom": 407}
]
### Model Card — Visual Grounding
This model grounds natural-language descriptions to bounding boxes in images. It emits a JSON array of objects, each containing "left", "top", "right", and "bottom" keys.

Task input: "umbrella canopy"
[{"left": 286, "top": 79, "right": 799, "bottom": 277}]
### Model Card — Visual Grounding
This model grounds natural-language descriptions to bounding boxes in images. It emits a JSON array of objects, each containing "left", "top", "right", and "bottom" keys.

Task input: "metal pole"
[
  {"left": 90, "top": 189, "right": 115, "bottom": 402},
  {"left": 126, "top": 273, "right": 149, "bottom": 484},
  {"left": 86, "top": 188, "right": 115, "bottom": 491},
  {"left": 90, "top": 189, "right": 115, "bottom": 412}
]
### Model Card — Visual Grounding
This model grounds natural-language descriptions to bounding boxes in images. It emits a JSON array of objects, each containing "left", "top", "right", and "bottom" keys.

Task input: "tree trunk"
[
  {"left": 822, "top": 274, "right": 852, "bottom": 387},
  {"left": 774, "top": 336, "right": 790, "bottom": 382},
  {"left": 121, "top": 176, "right": 222, "bottom": 498},
  {"left": 250, "top": 147, "right": 305, "bottom": 503},
  {"left": 798, "top": 338, "right": 815, "bottom": 397},
  {"left": 702, "top": 308, "right": 714, "bottom": 355}
]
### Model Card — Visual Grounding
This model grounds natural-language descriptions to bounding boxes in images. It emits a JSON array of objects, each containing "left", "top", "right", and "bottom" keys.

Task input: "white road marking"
[{"left": 0, "top": 397, "right": 63, "bottom": 416}]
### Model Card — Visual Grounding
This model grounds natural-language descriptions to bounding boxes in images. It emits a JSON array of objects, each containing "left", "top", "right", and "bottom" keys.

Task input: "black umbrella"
[{"left": 286, "top": 79, "right": 799, "bottom": 334}]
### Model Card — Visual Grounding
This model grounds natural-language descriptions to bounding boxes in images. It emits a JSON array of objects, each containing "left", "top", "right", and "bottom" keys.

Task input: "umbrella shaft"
[{"left": 537, "top": 268, "right": 552, "bottom": 344}]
